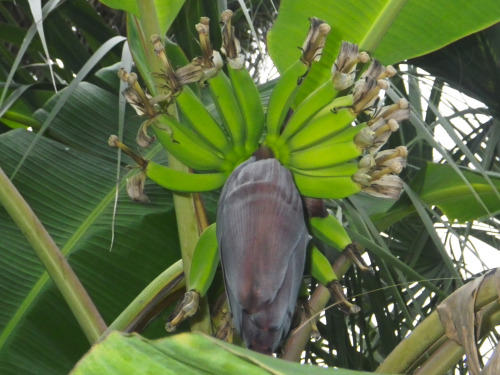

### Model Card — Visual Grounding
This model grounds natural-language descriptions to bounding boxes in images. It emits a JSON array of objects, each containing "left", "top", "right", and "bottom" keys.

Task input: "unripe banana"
[
  {"left": 208, "top": 70, "right": 246, "bottom": 156},
  {"left": 285, "top": 96, "right": 356, "bottom": 152},
  {"left": 310, "top": 94, "right": 354, "bottom": 120},
  {"left": 289, "top": 162, "right": 358, "bottom": 177},
  {"left": 310, "top": 244, "right": 338, "bottom": 286},
  {"left": 292, "top": 172, "right": 361, "bottom": 199},
  {"left": 278, "top": 79, "right": 338, "bottom": 141},
  {"left": 265, "top": 59, "right": 309, "bottom": 139},
  {"left": 286, "top": 140, "right": 362, "bottom": 170},
  {"left": 309, "top": 214, "right": 352, "bottom": 251},
  {"left": 227, "top": 65, "right": 265, "bottom": 155},
  {"left": 327, "top": 123, "right": 368, "bottom": 145},
  {"left": 151, "top": 114, "right": 229, "bottom": 171},
  {"left": 188, "top": 223, "right": 219, "bottom": 296},
  {"left": 175, "top": 86, "right": 232, "bottom": 155},
  {"left": 146, "top": 161, "right": 228, "bottom": 192}
]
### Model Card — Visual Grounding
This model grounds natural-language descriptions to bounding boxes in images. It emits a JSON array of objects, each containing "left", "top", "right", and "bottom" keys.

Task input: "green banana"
[
  {"left": 265, "top": 17, "right": 331, "bottom": 140},
  {"left": 286, "top": 140, "right": 362, "bottom": 170},
  {"left": 174, "top": 86, "right": 232, "bottom": 155},
  {"left": 328, "top": 123, "right": 368, "bottom": 145},
  {"left": 265, "top": 59, "right": 309, "bottom": 139},
  {"left": 227, "top": 65, "right": 265, "bottom": 155},
  {"left": 309, "top": 214, "right": 352, "bottom": 251},
  {"left": 285, "top": 96, "right": 356, "bottom": 152},
  {"left": 208, "top": 70, "right": 246, "bottom": 156},
  {"left": 146, "top": 161, "right": 228, "bottom": 192},
  {"left": 289, "top": 162, "right": 359, "bottom": 177},
  {"left": 310, "top": 94, "right": 354, "bottom": 120},
  {"left": 292, "top": 172, "right": 361, "bottom": 199},
  {"left": 151, "top": 114, "right": 229, "bottom": 171},
  {"left": 278, "top": 79, "right": 339, "bottom": 141},
  {"left": 188, "top": 223, "right": 219, "bottom": 296},
  {"left": 310, "top": 244, "right": 338, "bottom": 286},
  {"left": 310, "top": 244, "right": 360, "bottom": 315}
]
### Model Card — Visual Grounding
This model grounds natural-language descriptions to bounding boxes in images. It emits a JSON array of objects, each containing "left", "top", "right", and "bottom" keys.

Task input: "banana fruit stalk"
[{"left": 114, "top": 10, "right": 410, "bottom": 355}]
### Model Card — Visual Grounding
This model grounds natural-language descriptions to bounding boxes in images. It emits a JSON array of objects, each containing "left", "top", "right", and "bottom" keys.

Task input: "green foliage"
[
  {"left": 72, "top": 331, "right": 386, "bottom": 375},
  {"left": 0, "top": 0, "right": 499, "bottom": 374},
  {"left": 0, "top": 71, "right": 184, "bottom": 374},
  {"left": 268, "top": 0, "right": 500, "bottom": 102}
]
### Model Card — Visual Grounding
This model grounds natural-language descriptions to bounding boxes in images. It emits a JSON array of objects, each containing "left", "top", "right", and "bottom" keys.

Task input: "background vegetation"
[{"left": 0, "top": 0, "right": 499, "bottom": 374}]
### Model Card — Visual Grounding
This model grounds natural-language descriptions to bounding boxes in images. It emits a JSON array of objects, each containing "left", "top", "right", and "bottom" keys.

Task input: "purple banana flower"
[{"left": 216, "top": 156, "right": 309, "bottom": 354}]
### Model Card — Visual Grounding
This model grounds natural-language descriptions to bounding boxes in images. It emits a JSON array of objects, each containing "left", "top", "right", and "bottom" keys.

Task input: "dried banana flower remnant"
[
  {"left": 353, "top": 146, "right": 408, "bottom": 199},
  {"left": 220, "top": 10, "right": 245, "bottom": 69},
  {"left": 126, "top": 172, "right": 149, "bottom": 203},
  {"left": 119, "top": 71, "right": 157, "bottom": 118},
  {"left": 301, "top": 17, "right": 331, "bottom": 65},
  {"left": 332, "top": 41, "right": 370, "bottom": 90},
  {"left": 195, "top": 20, "right": 223, "bottom": 80}
]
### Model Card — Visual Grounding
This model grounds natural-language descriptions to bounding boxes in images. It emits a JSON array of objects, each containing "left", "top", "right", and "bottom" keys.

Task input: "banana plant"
[
  {"left": 109, "top": 9, "right": 410, "bottom": 354},
  {"left": 2, "top": 0, "right": 500, "bottom": 374}
]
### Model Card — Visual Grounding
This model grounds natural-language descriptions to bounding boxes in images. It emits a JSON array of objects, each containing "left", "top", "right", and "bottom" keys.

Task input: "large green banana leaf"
[
  {"left": 268, "top": 0, "right": 500, "bottom": 100},
  {"left": 372, "top": 163, "right": 500, "bottom": 229},
  {"left": 71, "top": 331, "right": 388, "bottom": 375}
]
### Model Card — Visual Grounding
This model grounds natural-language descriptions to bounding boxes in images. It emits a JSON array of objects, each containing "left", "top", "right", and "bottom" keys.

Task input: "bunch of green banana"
[{"left": 111, "top": 10, "right": 411, "bottom": 354}]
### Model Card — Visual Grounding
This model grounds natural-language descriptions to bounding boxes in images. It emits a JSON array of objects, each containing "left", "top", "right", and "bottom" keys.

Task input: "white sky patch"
[
  {"left": 398, "top": 65, "right": 493, "bottom": 163},
  {"left": 436, "top": 220, "right": 500, "bottom": 277}
]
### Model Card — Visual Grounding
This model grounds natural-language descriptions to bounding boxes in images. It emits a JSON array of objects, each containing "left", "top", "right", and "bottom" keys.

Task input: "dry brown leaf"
[
  {"left": 481, "top": 269, "right": 500, "bottom": 375},
  {"left": 436, "top": 273, "right": 486, "bottom": 375}
]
